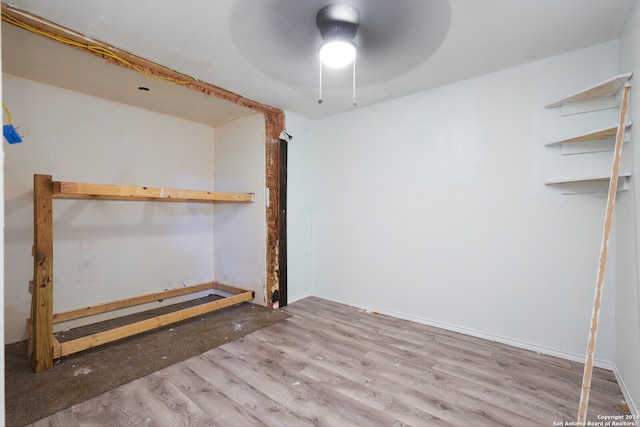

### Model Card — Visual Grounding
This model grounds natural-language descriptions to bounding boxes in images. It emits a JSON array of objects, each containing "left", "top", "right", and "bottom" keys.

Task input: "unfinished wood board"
[
  {"left": 31, "top": 174, "right": 54, "bottom": 372},
  {"left": 52, "top": 281, "right": 242, "bottom": 323},
  {"left": 53, "top": 181, "right": 253, "bottom": 203},
  {"left": 55, "top": 291, "right": 253, "bottom": 358}
]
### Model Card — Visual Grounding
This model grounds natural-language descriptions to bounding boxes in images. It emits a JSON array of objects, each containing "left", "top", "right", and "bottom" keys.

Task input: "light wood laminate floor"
[{"left": 31, "top": 297, "right": 630, "bottom": 426}]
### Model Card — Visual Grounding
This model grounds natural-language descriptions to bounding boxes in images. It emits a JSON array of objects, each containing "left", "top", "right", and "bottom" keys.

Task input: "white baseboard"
[
  {"left": 286, "top": 291, "right": 312, "bottom": 305},
  {"left": 613, "top": 365, "right": 640, "bottom": 421},
  {"left": 309, "top": 292, "right": 615, "bottom": 370}
]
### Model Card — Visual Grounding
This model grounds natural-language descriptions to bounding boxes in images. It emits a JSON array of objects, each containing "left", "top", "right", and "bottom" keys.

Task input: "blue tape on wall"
[{"left": 3, "top": 124, "right": 22, "bottom": 144}]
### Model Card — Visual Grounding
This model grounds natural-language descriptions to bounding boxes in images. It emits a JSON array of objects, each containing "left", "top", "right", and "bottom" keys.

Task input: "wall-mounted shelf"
[
  {"left": 546, "top": 122, "right": 633, "bottom": 155},
  {"left": 545, "top": 173, "right": 632, "bottom": 194},
  {"left": 546, "top": 72, "right": 632, "bottom": 115}
]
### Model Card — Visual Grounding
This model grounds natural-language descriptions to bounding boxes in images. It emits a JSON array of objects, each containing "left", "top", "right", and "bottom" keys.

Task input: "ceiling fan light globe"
[{"left": 319, "top": 41, "right": 356, "bottom": 68}]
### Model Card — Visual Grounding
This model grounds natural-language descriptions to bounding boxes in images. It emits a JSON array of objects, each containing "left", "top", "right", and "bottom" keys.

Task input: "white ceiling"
[{"left": 2, "top": 0, "right": 636, "bottom": 123}]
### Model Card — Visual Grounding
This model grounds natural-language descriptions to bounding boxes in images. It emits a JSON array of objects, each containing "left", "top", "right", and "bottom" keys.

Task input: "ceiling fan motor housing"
[{"left": 316, "top": 3, "right": 360, "bottom": 42}]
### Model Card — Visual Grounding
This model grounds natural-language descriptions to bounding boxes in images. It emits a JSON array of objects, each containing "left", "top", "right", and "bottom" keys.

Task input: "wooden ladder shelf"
[{"left": 28, "top": 174, "right": 255, "bottom": 372}]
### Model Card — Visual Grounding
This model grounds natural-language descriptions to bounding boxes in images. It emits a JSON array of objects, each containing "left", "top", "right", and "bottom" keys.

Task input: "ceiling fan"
[{"left": 229, "top": 0, "right": 451, "bottom": 106}]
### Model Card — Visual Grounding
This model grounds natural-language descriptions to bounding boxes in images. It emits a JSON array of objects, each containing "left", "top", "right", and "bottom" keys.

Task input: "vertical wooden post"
[
  {"left": 577, "top": 84, "right": 631, "bottom": 423},
  {"left": 265, "top": 111, "right": 285, "bottom": 307},
  {"left": 31, "top": 174, "right": 54, "bottom": 372}
]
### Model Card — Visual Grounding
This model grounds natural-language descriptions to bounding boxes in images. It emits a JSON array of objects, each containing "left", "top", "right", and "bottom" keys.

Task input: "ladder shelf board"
[
  {"left": 546, "top": 122, "right": 633, "bottom": 146},
  {"left": 52, "top": 180, "right": 254, "bottom": 203},
  {"left": 546, "top": 72, "right": 632, "bottom": 108},
  {"left": 545, "top": 173, "right": 632, "bottom": 185},
  {"left": 545, "top": 173, "right": 632, "bottom": 195}
]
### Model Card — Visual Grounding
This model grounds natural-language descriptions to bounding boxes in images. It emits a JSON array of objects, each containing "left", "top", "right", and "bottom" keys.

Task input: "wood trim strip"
[
  {"left": 577, "top": 84, "right": 631, "bottom": 423},
  {"left": 52, "top": 281, "right": 241, "bottom": 323},
  {"left": 58, "top": 292, "right": 253, "bottom": 358},
  {"left": 52, "top": 181, "right": 254, "bottom": 203}
]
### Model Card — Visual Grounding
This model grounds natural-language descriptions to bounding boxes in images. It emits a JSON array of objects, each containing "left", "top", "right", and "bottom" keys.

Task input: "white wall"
[
  {"left": 1, "top": 25, "right": 6, "bottom": 425},
  {"left": 213, "top": 113, "right": 267, "bottom": 304},
  {"left": 616, "top": 0, "right": 640, "bottom": 415},
  {"left": 309, "top": 41, "right": 622, "bottom": 364},
  {"left": 284, "top": 112, "right": 314, "bottom": 303},
  {"left": 3, "top": 75, "right": 218, "bottom": 343}
]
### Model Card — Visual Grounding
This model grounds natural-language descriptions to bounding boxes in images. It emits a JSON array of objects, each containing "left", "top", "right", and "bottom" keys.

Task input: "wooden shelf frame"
[{"left": 29, "top": 174, "right": 254, "bottom": 372}]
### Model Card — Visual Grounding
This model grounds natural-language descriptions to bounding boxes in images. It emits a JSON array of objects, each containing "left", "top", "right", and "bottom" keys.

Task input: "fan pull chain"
[
  {"left": 318, "top": 61, "right": 323, "bottom": 104},
  {"left": 317, "top": 57, "right": 358, "bottom": 106},
  {"left": 352, "top": 57, "right": 357, "bottom": 106}
]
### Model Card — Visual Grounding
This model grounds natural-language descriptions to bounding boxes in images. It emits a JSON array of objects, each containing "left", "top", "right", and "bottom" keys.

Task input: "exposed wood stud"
[
  {"left": 32, "top": 174, "right": 54, "bottom": 372},
  {"left": 265, "top": 111, "right": 285, "bottom": 307}
]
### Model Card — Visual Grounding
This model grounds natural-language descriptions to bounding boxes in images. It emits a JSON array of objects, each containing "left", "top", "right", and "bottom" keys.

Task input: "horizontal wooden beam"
[
  {"left": 58, "top": 292, "right": 253, "bottom": 358},
  {"left": 210, "top": 282, "right": 253, "bottom": 296},
  {"left": 53, "top": 281, "right": 251, "bottom": 323},
  {"left": 52, "top": 180, "right": 254, "bottom": 203},
  {"left": 1, "top": 3, "right": 283, "bottom": 116}
]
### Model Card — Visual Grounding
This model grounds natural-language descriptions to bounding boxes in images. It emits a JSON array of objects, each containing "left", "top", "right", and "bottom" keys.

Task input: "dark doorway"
[{"left": 278, "top": 137, "right": 288, "bottom": 307}]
